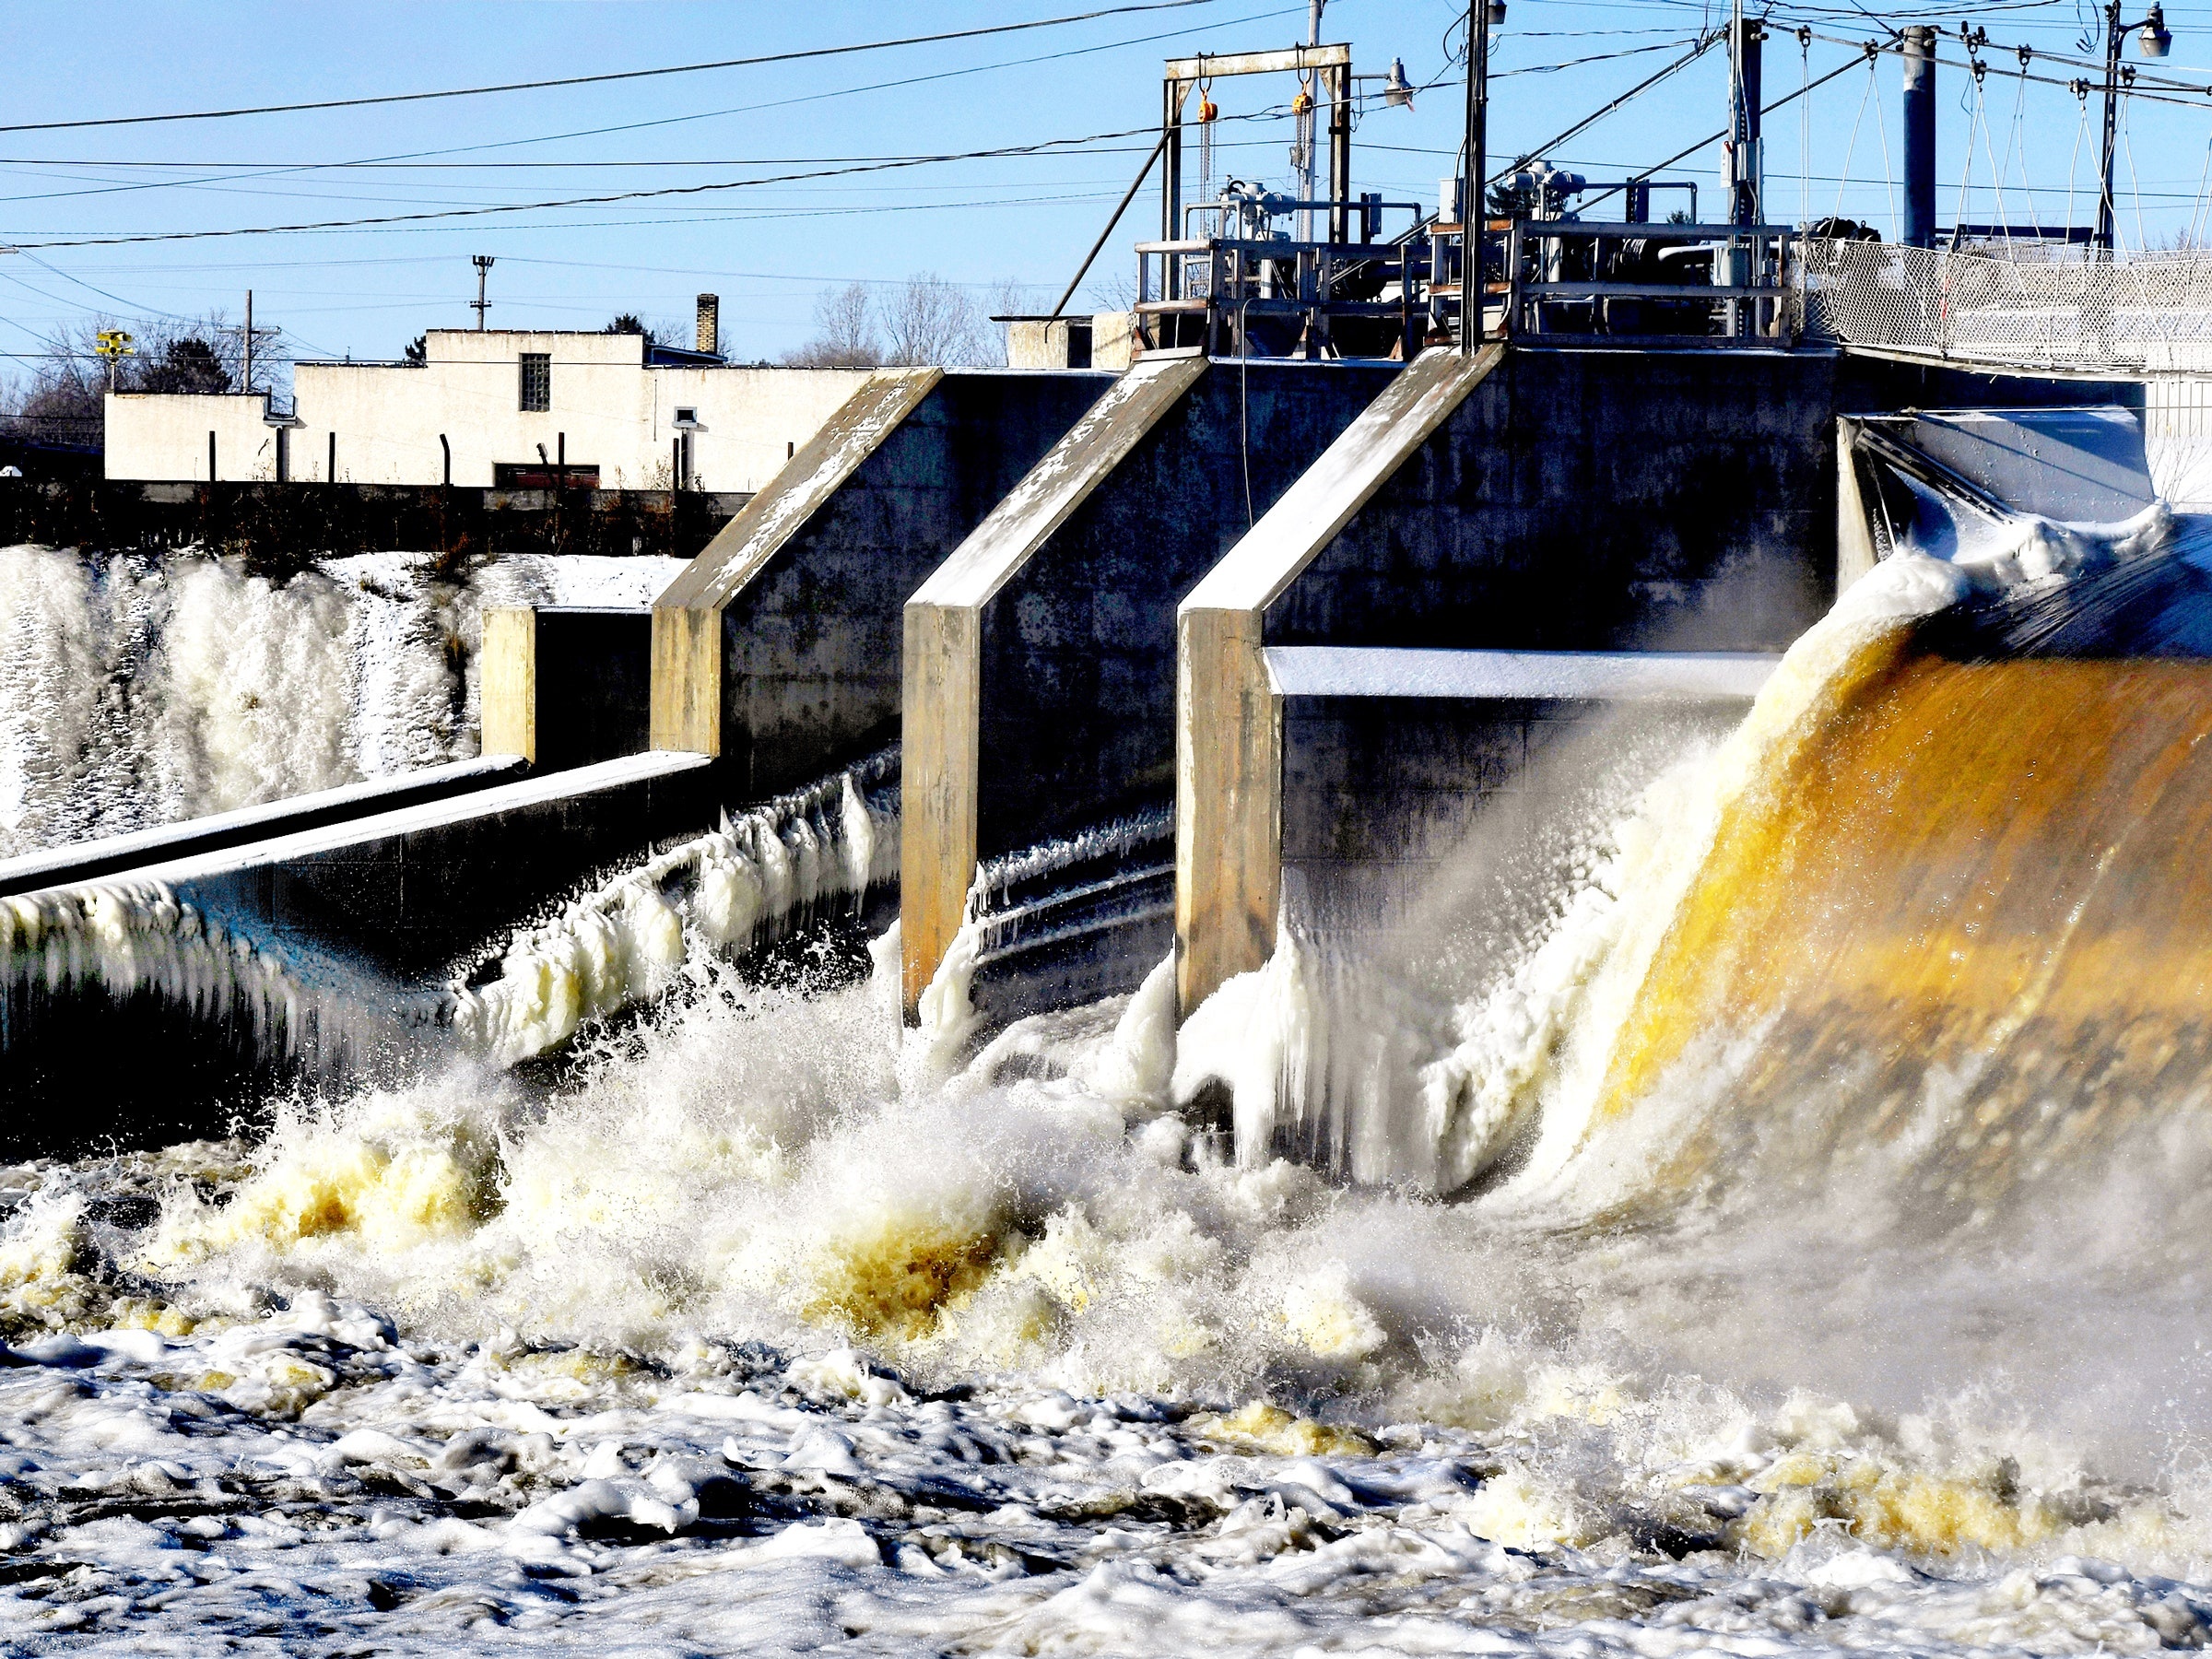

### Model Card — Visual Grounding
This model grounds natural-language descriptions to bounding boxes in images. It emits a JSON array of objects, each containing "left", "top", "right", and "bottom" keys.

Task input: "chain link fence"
[{"left": 1800, "top": 236, "right": 2212, "bottom": 374}]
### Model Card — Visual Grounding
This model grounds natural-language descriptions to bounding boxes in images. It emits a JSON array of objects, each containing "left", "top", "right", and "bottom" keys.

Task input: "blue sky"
[{"left": 2, "top": 0, "right": 2211, "bottom": 367}]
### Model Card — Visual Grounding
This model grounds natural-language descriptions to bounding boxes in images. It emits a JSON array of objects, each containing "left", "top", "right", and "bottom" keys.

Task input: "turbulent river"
[{"left": 4, "top": 523, "right": 2212, "bottom": 1656}]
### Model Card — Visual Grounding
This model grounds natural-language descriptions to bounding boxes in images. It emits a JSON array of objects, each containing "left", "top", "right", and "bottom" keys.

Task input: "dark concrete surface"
[
  {"left": 1264, "top": 349, "right": 1841, "bottom": 656},
  {"left": 718, "top": 371, "right": 1112, "bottom": 801},
  {"left": 977, "top": 359, "right": 1400, "bottom": 858},
  {"left": 535, "top": 607, "right": 654, "bottom": 771},
  {"left": 0, "top": 478, "right": 748, "bottom": 562},
  {"left": 187, "top": 755, "right": 717, "bottom": 985},
  {"left": 1262, "top": 344, "right": 2152, "bottom": 934}
]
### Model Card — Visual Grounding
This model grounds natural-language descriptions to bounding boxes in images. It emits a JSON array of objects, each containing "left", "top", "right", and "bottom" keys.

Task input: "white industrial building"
[{"left": 104, "top": 300, "right": 872, "bottom": 492}]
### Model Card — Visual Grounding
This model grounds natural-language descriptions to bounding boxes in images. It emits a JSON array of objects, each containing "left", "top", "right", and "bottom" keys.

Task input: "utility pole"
[
  {"left": 1718, "top": 0, "right": 1765, "bottom": 335},
  {"left": 1728, "top": 4, "right": 1764, "bottom": 228},
  {"left": 2097, "top": 2, "right": 2171, "bottom": 254},
  {"left": 472, "top": 254, "right": 496, "bottom": 329},
  {"left": 2099, "top": 4, "right": 2124, "bottom": 255},
  {"left": 228, "top": 292, "right": 278, "bottom": 401},
  {"left": 1463, "top": 0, "right": 1499, "bottom": 352}
]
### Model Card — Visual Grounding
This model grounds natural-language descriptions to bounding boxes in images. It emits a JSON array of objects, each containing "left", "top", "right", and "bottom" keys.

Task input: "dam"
[{"left": 11, "top": 10, "right": 2212, "bottom": 1653}]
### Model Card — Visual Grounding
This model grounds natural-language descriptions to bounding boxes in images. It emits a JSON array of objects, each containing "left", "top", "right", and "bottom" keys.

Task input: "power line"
[
  {"left": 0, "top": 89, "right": 1331, "bottom": 251},
  {"left": 0, "top": 1, "right": 1304, "bottom": 214},
  {"left": 0, "top": 150, "right": 1178, "bottom": 171},
  {"left": 1500, "top": 29, "right": 1723, "bottom": 178},
  {"left": 1777, "top": 19, "right": 2212, "bottom": 111},
  {"left": 1577, "top": 44, "right": 1885, "bottom": 216},
  {"left": 0, "top": 1, "right": 1239, "bottom": 135},
  {"left": 0, "top": 125, "right": 1187, "bottom": 250}
]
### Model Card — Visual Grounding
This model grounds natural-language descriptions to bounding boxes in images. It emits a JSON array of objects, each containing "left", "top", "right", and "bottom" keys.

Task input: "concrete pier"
[
  {"left": 482, "top": 606, "right": 653, "bottom": 771},
  {"left": 1177, "top": 349, "right": 1503, "bottom": 1007},
  {"left": 651, "top": 367, "right": 1110, "bottom": 797},
  {"left": 900, "top": 355, "right": 1399, "bottom": 1015},
  {"left": 1176, "top": 344, "right": 1843, "bottom": 1010}
]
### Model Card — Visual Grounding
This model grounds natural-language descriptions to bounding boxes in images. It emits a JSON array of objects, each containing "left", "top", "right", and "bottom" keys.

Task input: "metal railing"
[
  {"left": 1500, "top": 219, "right": 1802, "bottom": 344},
  {"left": 1134, "top": 195, "right": 1441, "bottom": 359},
  {"left": 1130, "top": 208, "right": 1814, "bottom": 355}
]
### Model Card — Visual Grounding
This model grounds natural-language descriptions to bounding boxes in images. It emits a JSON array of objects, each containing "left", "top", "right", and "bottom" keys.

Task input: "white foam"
[{"left": 0, "top": 507, "right": 2208, "bottom": 1652}]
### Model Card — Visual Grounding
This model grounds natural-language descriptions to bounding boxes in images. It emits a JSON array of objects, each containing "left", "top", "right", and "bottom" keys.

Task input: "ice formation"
[
  {"left": 452, "top": 749, "right": 899, "bottom": 1065},
  {"left": 0, "top": 545, "right": 683, "bottom": 858},
  {"left": 0, "top": 882, "right": 317, "bottom": 1056}
]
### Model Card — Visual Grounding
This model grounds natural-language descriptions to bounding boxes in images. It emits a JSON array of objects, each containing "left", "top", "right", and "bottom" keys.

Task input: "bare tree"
[
  {"left": 880, "top": 273, "right": 989, "bottom": 368},
  {"left": 783, "top": 282, "right": 881, "bottom": 368},
  {"left": 3, "top": 312, "right": 245, "bottom": 447},
  {"left": 1084, "top": 268, "right": 1138, "bottom": 314}
]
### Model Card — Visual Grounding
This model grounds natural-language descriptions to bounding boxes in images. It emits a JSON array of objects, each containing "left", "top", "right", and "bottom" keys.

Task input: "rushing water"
[
  {"left": 0, "top": 546, "right": 684, "bottom": 858},
  {"left": 6, "top": 512, "right": 2212, "bottom": 1653}
]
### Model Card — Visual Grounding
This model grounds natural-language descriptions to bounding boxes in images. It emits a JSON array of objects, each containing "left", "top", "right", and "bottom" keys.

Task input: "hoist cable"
[{"left": 1832, "top": 51, "right": 1878, "bottom": 224}]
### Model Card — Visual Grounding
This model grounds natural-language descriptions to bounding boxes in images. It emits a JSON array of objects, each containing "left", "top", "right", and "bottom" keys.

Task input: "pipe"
[
  {"left": 439, "top": 432, "right": 451, "bottom": 487},
  {"left": 1903, "top": 26, "right": 1936, "bottom": 248}
]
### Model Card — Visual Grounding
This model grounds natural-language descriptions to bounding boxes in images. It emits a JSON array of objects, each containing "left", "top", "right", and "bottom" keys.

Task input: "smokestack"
[
  {"left": 696, "top": 293, "right": 720, "bottom": 356},
  {"left": 1902, "top": 28, "right": 1936, "bottom": 248}
]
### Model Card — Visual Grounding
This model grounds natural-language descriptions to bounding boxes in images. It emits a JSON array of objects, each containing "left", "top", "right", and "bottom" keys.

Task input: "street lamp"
[
  {"left": 1463, "top": 0, "right": 1506, "bottom": 351},
  {"left": 2097, "top": 1, "right": 2171, "bottom": 253},
  {"left": 94, "top": 330, "right": 133, "bottom": 394}
]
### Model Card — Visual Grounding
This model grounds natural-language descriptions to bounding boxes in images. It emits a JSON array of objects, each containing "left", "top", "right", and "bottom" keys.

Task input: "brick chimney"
[{"left": 696, "top": 293, "right": 720, "bottom": 356}]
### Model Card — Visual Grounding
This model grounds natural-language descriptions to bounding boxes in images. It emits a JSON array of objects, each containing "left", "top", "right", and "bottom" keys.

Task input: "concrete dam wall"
[
  {"left": 652, "top": 368, "right": 1112, "bottom": 800},
  {"left": 1174, "top": 345, "right": 2150, "bottom": 1011},
  {"left": 0, "top": 339, "right": 2169, "bottom": 1142},
  {"left": 900, "top": 355, "right": 1400, "bottom": 1018}
]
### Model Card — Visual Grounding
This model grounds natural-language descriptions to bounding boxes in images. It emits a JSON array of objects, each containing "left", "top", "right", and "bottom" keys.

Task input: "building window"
[{"left": 518, "top": 353, "right": 550, "bottom": 412}]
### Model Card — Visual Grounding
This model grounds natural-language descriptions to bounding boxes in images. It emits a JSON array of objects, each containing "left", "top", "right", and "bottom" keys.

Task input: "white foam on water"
[
  {"left": 2, "top": 515, "right": 2211, "bottom": 1650},
  {"left": 4, "top": 958, "right": 2211, "bottom": 1653}
]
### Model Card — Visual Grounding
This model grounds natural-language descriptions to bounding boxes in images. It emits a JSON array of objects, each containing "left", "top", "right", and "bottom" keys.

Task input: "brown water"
[{"left": 1597, "top": 624, "right": 2212, "bottom": 1217}]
